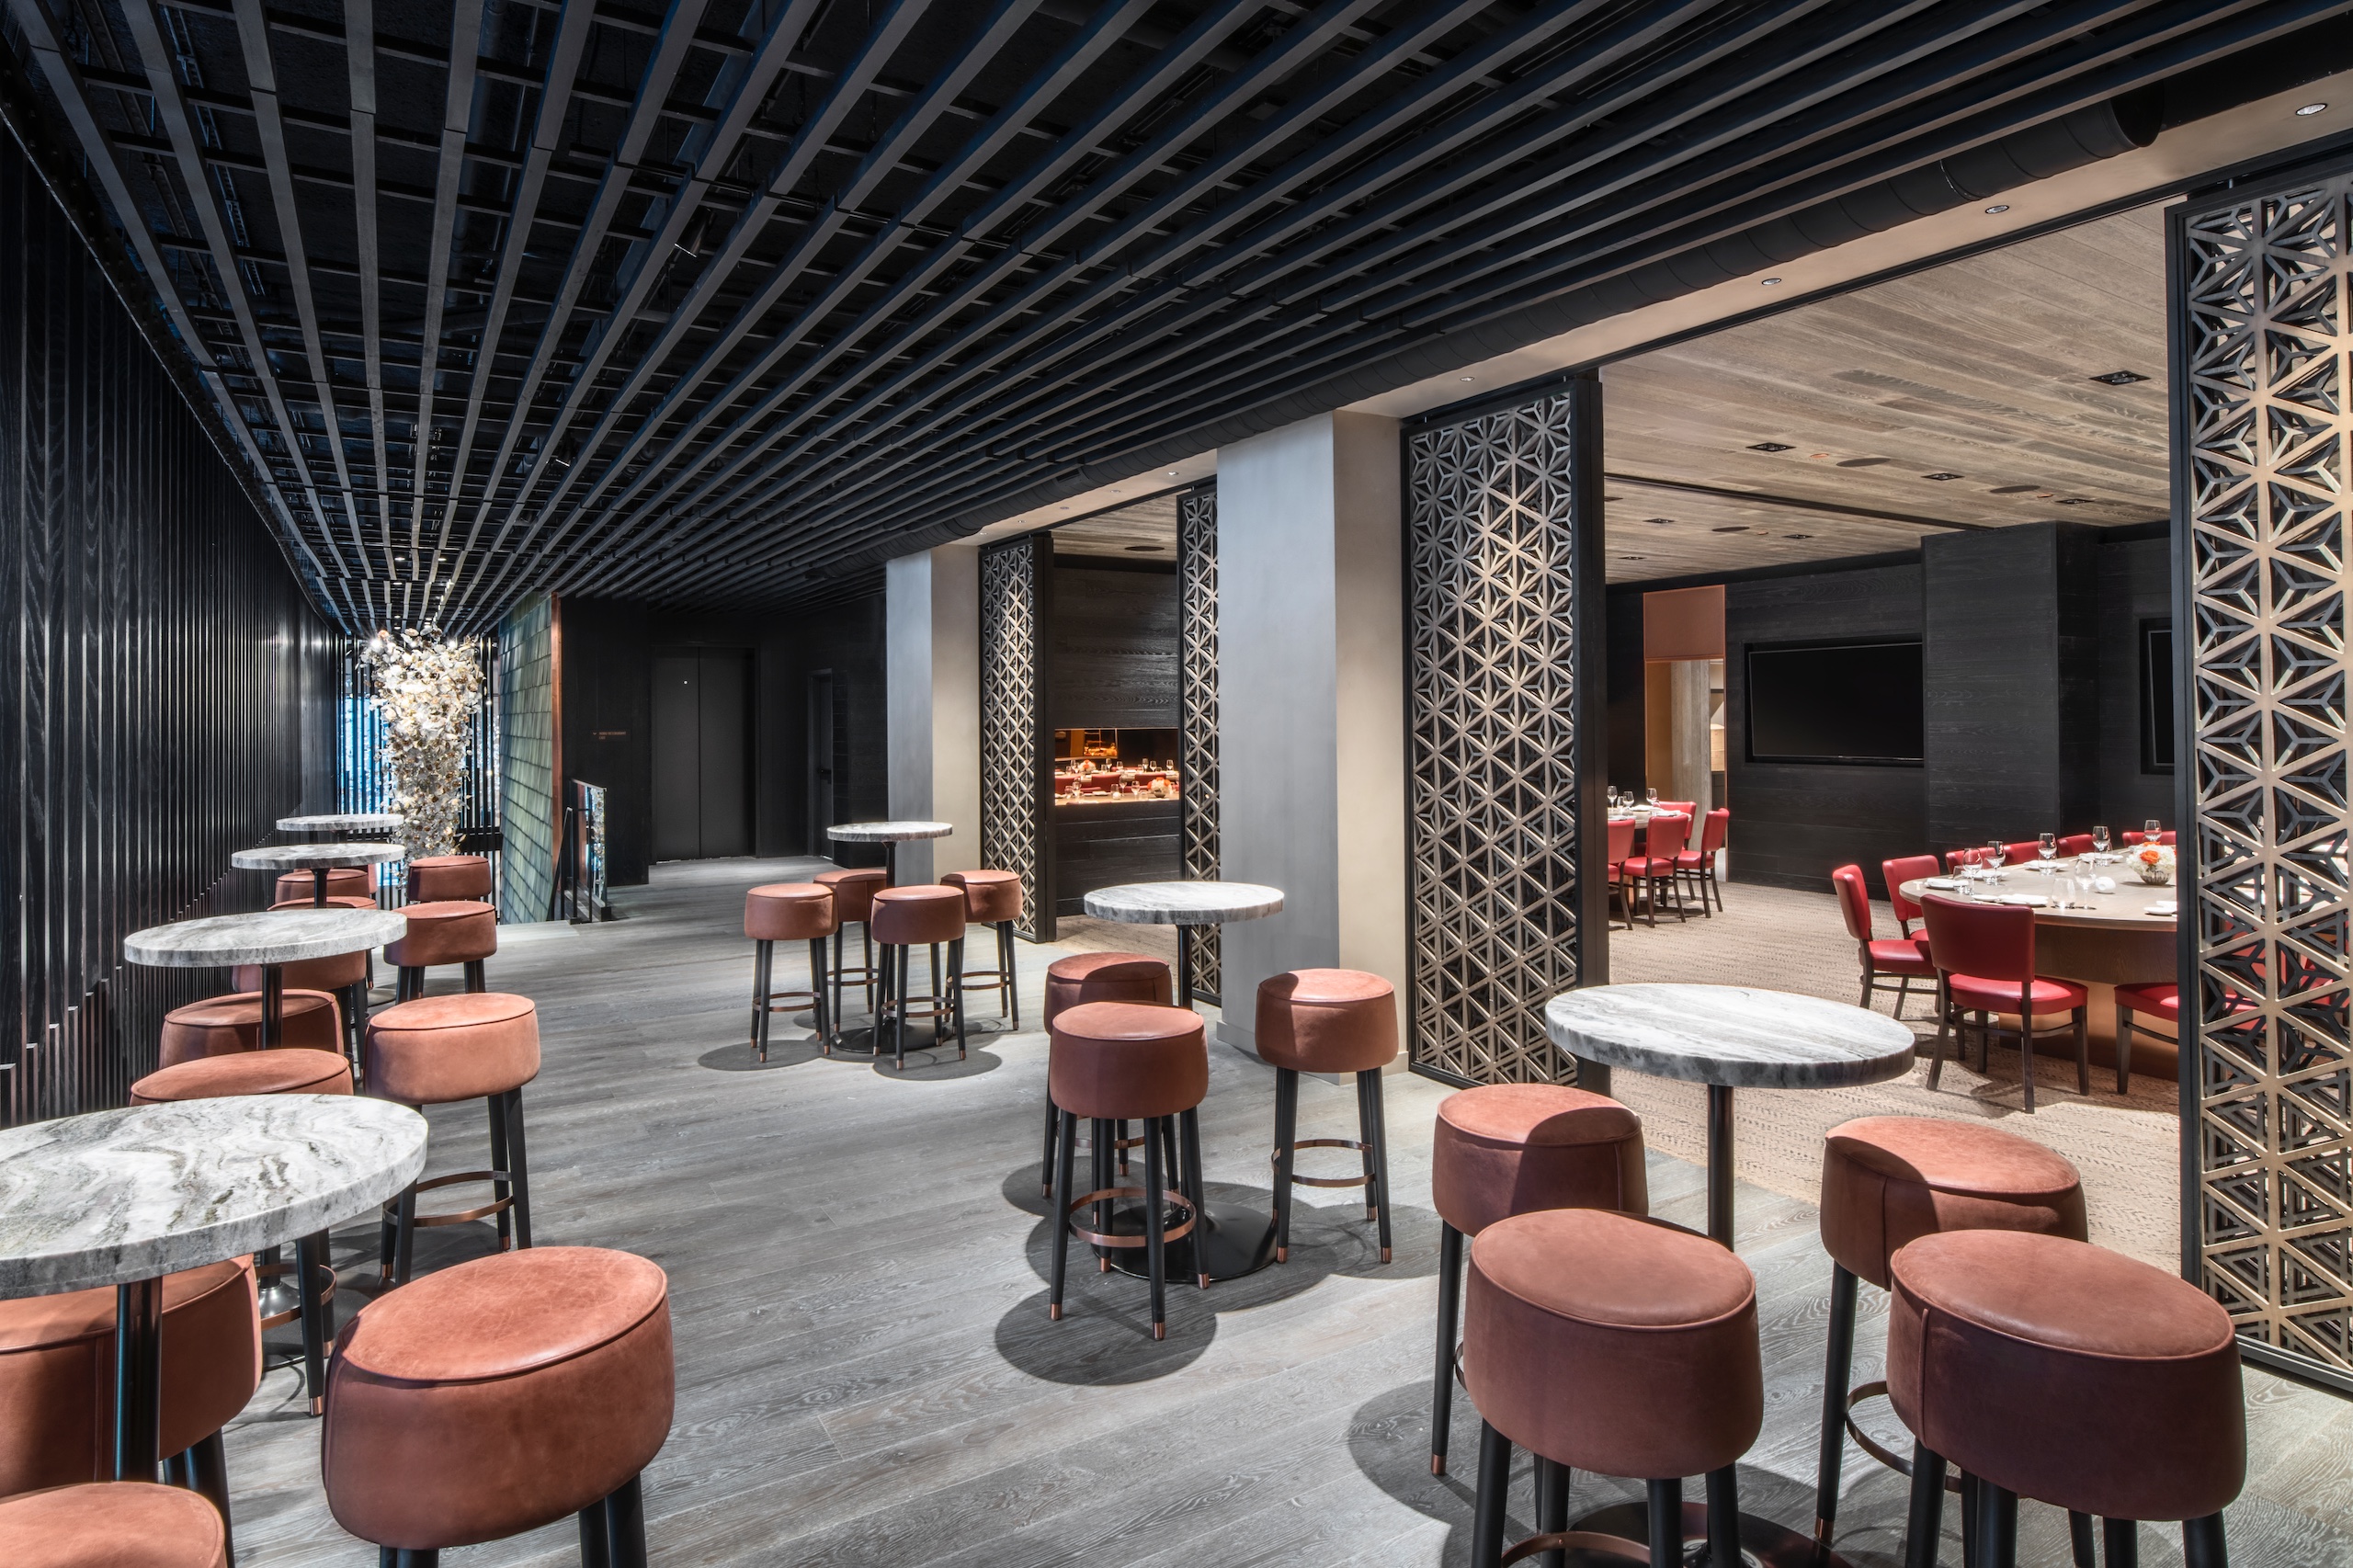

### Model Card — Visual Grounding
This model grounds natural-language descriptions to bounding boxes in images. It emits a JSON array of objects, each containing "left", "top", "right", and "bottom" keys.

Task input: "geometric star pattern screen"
[
  {"left": 979, "top": 535, "right": 1051, "bottom": 944},
  {"left": 1178, "top": 485, "right": 1222, "bottom": 1006},
  {"left": 2180, "top": 174, "right": 2353, "bottom": 1387},
  {"left": 1404, "top": 391, "right": 1588, "bottom": 1086}
]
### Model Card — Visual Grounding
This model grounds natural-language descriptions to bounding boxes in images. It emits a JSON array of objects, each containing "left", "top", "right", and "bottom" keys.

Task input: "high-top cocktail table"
[
  {"left": 126, "top": 908, "right": 405, "bottom": 1047},
  {"left": 825, "top": 820, "right": 951, "bottom": 885},
  {"left": 232, "top": 842, "right": 406, "bottom": 905}
]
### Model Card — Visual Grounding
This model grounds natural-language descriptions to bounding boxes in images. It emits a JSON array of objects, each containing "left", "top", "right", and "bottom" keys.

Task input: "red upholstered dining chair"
[
  {"left": 1605, "top": 818, "right": 1637, "bottom": 930},
  {"left": 1620, "top": 812, "right": 1689, "bottom": 926},
  {"left": 1944, "top": 847, "right": 1990, "bottom": 873},
  {"left": 1920, "top": 894, "right": 2090, "bottom": 1112},
  {"left": 2058, "top": 834, "right": 2094, "bottom": 857},
  {"left": 1654, "top": 800, "right": 1697, "bottom": 817},
  {"left": 2111, "top": 983, "right": 2177, "bottom": 1096},
  {"left": 1677, "top": 809, "right": 1730, "bottom": 916},
  {"left": 2002, "top": 841, "right": 2043, "bottom": 865},
  {"left": 1835, "top": 864, "right": 1936, "bottom": 1019},
  {"left": 1881, "top": 856, "right": 1941, "bottom": 941},
  {"left": 2123, "top": 830, "right": 2177, "bottom": 846}
]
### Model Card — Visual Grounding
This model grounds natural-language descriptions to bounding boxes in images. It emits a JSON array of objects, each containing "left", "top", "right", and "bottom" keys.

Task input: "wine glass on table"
[
  {"left": 2039, "top": 832, "right": 2058, "bottom": 865},
  {"left": 1984, "top": 840, "right": 2005, "bottom": 881},
  {"left": 1607, "top": 786, "right": 1618, "bottom": 810},
  {"left": 2144, "top": 818, "right": 2162, "bottom": 843},
  {"left": 2092, "top": 824, "right": 2111, "bottom": 858}
]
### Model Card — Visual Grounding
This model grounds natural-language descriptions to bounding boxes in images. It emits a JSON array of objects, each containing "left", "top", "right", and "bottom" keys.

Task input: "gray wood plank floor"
[{"left": 224, "top": 858, "right": 2349, "bottom": 1567}]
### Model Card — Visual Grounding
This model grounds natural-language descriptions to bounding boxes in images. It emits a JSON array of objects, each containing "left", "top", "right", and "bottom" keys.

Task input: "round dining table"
[
  {"left": 276, "top": 812, "right": 404, "bottom": 839},
  {"left": 125, "top": 907, "right": 406, "bottom": 1047},
  {"left": 0, "top": 1096, "right": 426, "bottom": 1479},
  {"left": 825, "top": 820, "right": 951, "bottom": 885},
  {"left": 232, "top": 841, "right": 407, "bottom": 905}
]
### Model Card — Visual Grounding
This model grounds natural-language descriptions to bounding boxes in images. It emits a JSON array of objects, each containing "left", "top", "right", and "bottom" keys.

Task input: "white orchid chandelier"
[{"left": 358, "top": 626, "right": 485, "bottom": 857}]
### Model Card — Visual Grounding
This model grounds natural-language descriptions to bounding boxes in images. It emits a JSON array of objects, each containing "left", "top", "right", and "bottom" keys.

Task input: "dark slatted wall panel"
[
  {"left": 1178, "top": 485, "right": 1220, "bottom": 1006},
  {"left": 1404, "top": 378, "right": 1606, "bottom": 1086},
  {"left": 980, "top": 533, "right": 1053, "bottom": 943},
  {"left": 0, "top": 131, "right": 325, "bottom": 1125},
  {"left": 2174, "top": 171, "right": 2353, "bottom": 1394}
]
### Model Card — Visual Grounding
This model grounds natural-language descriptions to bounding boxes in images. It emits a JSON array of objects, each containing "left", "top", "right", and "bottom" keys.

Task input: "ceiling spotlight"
[
  {"left": 1619, "top": 554, "right": 1647, "bottom": 561},
  {"left": 1746, "top": 441, "right": 1792, "bottom": 452},
  {"left": 1761, "top": 277, "right": 1782, "bottom": 287},
  {"left": 1922, "top": 472, "right": 1965, "bottom": 482},
  {"left": 1645, "top": 517, "right": 1676, "bottom": 527},
  {"left": 1167, "top": 470, "right": 1178, "bottom": 476},
  {"left": 1461, "top": 375, "right": 1476, "bottom": 382},
  {"left": 1785, "top": 533, "right": 1814, "bottom": 540},
  {"left": 1124, "top": 543, "right": 1161, "bottom": 551},
  {"left": 2055, "top": 497, "right": 2096, "bottom": 506},
  {"left": 1837, "top": 457, "right": 1891, "bottom": 468},
  {"left": 2298, "top": 101, "right": 2329, "bottom": 116},
  {"left": 1989, "top": 484, "right": 2039, "bottom": 494},
  {"left": 2089, "top": 369, "right": 2148, "bottom": 385},
  {"left": 1711, "top": 525, "right": 1749, "bottom": 533},
  {"left": 1984, "top": 204, "right": 2010, "bottom": 214}
]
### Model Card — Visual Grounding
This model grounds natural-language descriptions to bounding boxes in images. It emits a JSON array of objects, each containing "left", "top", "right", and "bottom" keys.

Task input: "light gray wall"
[{"left": 883, "top": 546, "right": 982, "bottom": 885}]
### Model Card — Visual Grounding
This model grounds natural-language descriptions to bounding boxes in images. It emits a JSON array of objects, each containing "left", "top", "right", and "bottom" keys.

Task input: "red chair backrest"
[
  {"left": 1607, "top": 818, "right": 1635, "bottom": 863},
  {"left": 1922, "top": 894, "right": 2036, "bottom": 982},
  {"left": 2124, "top": 830, "right": 2177, "bottom": 846},
  {"left": 1882, "top": 855, "right": 1941, "bottom": 926},
  {"left": 1832, "top": 864, "right": 1872, "bottom": 943},
  {"left": 2058, "top": 834, "right": 2094, "bottom": 857},
  {"left": 1646, "top": 811, "right": 1690, "bottom": 858},
  {"left": 1696, "top": 808, "right": 1729, "bottom": 855},
  {"left": 2003, "top": 841, "right": 2042, "bottom": 865},
  {"left": 1656, "top": 801, "right": 1698, "bottom": 816},
  {"left": 1944, "top": 848, "right": 1981, "bottom": 872}
]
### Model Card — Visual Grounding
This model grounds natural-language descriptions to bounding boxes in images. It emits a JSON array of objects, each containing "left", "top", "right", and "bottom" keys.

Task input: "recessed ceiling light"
[
  {"left": 1984, "top": 204, "right": 2010, "bottom": 214},
  {"left": 1461, "top": 375, "right": 1475, "bottom": 381},
  {"left": 1747, "top": 441, "right": 1792, "bottom": 452},
  {"left": 1645, "top": 517, "right": 1675, "bottom": 527},
  {"left": 1836, "top": 457, "right": 1891, "bottom": 468},
  {"left": 1603, "top": 494, "right": 1624, "bottom": 502},
  {"left": 1761, "top": 277, "right": 1782, "bottom": 287},
  {"left": 1619, "top": 554, "right": 1647, "bottom": 561},
  {"left": 1989, "top": 484, "right": 2039, "bottom": 494},
  {"left": 2298, "top": 101, "right": 2329, "bottom": 116},
  {"left": 1711, "top": 525, "right": 1748, "bottom": 533},
  {"left": 2088, "top": 369, "right": 2148, "bottom": 385},
  {"left": 1166, "top": 470, "right": 1178, "bottom": 476},
  {"left": 2055, "top": 497, "right": 2096, "bottom": 506},
  {"left": 1124, "top": 543, "right": 1161, "bottom": 551},
  {"left": 1922, "top": 472, "right": 1964, "bottom": 482},
  {"left": 1786, "top": 533, "right": 1814, "bottom": 540}
]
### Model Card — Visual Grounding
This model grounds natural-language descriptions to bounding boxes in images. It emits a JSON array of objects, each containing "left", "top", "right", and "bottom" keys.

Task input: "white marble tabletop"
[
  {"left": 124, "top": 907, "right": 407, "bottom": 968},
  {"left": 1543, "top": 983, "right": 1914, "bottom": 1090},
  {"left": 232, "top": 842, "right": 408, "bottom": 870},
  {"left": 0, "top": 1096, "right": 427, "bottom": 1296},
  {"left": 1084, "top": 881, "right": 1286, "bottom": 926},
  {"left": 277, "top": 812, "right": 404, "bottom": 833},
  {"left": 825, "top": 821, "right": 953, "bottom": 843}
]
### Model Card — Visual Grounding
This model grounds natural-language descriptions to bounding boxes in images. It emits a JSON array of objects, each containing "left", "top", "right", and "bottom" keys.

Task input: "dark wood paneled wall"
[
  {"left": 1051, "top": 562, "right": 1179, "bottom": 729},
  {"left": 1053, "top": 800, "right": 1182, "bottom": 914},
  {"left": 560, "top": 597, "right": 654, "bottom": 885},
  {"left": 1605, "top": 588, "right": 1648, "bottom": 795},
  {"left": 2095, "top": 533, "right": 2174, "bottom": 832}
]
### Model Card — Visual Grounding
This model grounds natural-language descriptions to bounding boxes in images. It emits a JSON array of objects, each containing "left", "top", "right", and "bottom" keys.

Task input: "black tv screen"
[{"left": 1745, "top": 640, "right": 1924, "bottom": 766}]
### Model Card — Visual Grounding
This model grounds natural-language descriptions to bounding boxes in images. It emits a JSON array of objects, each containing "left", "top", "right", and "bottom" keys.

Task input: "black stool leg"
[
  {"left": 1536, "top": 1456, "right": 1570, "bottom": 1568},
  {"left": 1705, "top": 1466, "right": 1739, "bottom": 1568},
  {"left": 1362, "top": 1067, "right": 1392, "bottom": 1263},
  {"left": 893, "top": 945, "right": 911, "bottom": 1071},
  {"left": 1092, "top": 1118, "right": 1113, "bottom": 1275},
  {"left": 1178, "top": 1108, "right": 1211, "bottom": 1290},
  {"left": 1142, "top": 1114, "right": 1168, "bottom": 1339},
  {"left": 1470, "top": 1421, "right": 1511, "bottom": 1568},
  {"left": 1271, "top": 1067, "right": 1299, "bottom": 1262},
  {"left": 810, "top": 937, "right": 832, "bottom": 1048},
  {"left": 578, "top": 1491, "right": 613, "bottom": 1568},
  {"left": 1976, "top": 1476, "right": 2018, "bottom": 1568},
  {"left": 1158, "top": 1118, "right": 1180, "bottom": 1200},
  {"left": 929, "top": 942, "right": 943, "bottom": 1038},
  {"left": 463, "top": 959, "right": 485, "bottom": 994},
  {"left": 1355, "top": 1071, "right": 1377, "bottom": 1210},
  {"left": 392, "top": 1186, "right": 417, "bottom": 1286},
  {"left": 1814, "top": 1262, "right": 1859, "bottom": 1543},
  {"left": 829, "top": 928, "right": 845, "bottom": 1039},
  {"left": 488, "top": 1094, "right": 513, "bottom": 1249},
  {"left": 1002, "top": 921, "right": 1019, "bottom": 1027},
  {"left": 1903, "top": 1442, "right": 1947, "bottom": 1568},
  {"left": 1041, "top": 1096, "right": 1060, "bottom": 1199},
  {"left": 1645, "top": 1479, "right": 1683, "bottom": 1568},
  {"left": 378, "top": 1201, "right": 397, "bottom": 1281},
  {"left": 949, "top": 936, "right": 968, "bottom": 1060},
  {"left": 505, "top": 1087, "right": 534, "bottom": 1248},
  {"left": 603, "top": 1473, "right": 647, "bottom": 1568},
  {"left": 188, "top": 1429, "right": 234, "bottom": 1567},
  {"left": 750, "top": 939, "right": 773, "bottom": 1061},
  {"left": 1431, "top": 1221, "right": 1462, "bottom": 1474},
  {"left": 2182, "top": 1514, "right": 2226, "bottom": 1568},
  {"left": 2080, "top": 1514, "right": 2110, "bottom": 1567},
  {"left": 296, "top": 1229, "right": 332, "bottom": 1415},
  {"left": 1048, "top": 1108, "right": 1076, "bottom": 1320},
  {"left": 1961, "top": 1470, "right": 1979, "bottom": 1568},
  {"left": 389, "top": 1551, "right": 438, "bottom": 1567}
]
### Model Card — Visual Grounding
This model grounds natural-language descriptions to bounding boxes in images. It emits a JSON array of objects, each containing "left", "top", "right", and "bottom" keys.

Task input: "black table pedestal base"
[
  {"left": 1097, "top": 1197, "right": 1277, "bottom": 1284},
  {"left": 1568, "top": 1500, "right": 1849, "bottom": 1568}
]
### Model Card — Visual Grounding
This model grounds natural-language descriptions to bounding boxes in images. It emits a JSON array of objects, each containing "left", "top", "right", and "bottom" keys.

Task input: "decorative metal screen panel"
[
  {"left": 1406, "top": 389, "right": 1592, "bottom": 1085},
  {"left": 2177, "top": 174, "right": 2353, "bottom": 1390},
  {"left": 981, "top": 535, "right": 1051, "bottom": 942},
  {"left": 1178, "top": 486, "right": 1222, "bottom": 1004}
]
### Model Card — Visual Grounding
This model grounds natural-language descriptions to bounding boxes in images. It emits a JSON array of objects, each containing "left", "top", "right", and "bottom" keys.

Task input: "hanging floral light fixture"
[{"left": 357, "top": 625, "right": 484, "bottom": 858}]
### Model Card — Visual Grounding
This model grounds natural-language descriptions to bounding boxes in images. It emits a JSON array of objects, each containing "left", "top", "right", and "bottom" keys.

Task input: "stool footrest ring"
[
  {"left": 396, "top": 1168, "right": 517, "bottom": 1228},
  {"left": 1846, "top": 1380, "right": 1961, "bottom": 1494},
  {"left": 1064, "top": 1186, "right": 1198, "bottom": 1249},
  {"left": 761, "top": 988, "right": 823, "bottom": 1013},
  {"left": 1275, "top": 1137, "right": 1374, "bottom": 1188},
  {"left": 1501, "top": 1530, "right": 1652, "bottom": 1566},
  {"left": 255, "top": 1259, "right": 338, "bottom": 1330}
]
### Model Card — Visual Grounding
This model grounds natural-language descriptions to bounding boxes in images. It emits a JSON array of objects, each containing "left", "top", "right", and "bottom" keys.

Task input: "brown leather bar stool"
[
  {"left": 870, "top": 885, "right": 969, "bottom": 1071},
  {"left": 366, "top": 993, "right": 540, "bottom": 1285},
  {"left": 158, "top": 989, "right": 342, "bottom": 1068},
  {"left": 1258, "top": 969, "right": 1398, "bottom": 1265},
  {"left": 405, "top": 854, "right": 492, "bottom": 904},
  {"left": 131, "top": 1050, "right": 352, "bottom": 1415},
  {"left": 0, "top": 1261, "right": 258, "bottom": 1548},
  {"left": 0, "top": 1482, "right": 231, "bottom": 1568},
  {"left": 1891, "top": 1232, "right": 2242, "bottom": 1568},
  {"left": 1429, "top": 1084, "right": 1647, "bottom": 1477},
  {"left": 272, "top": 894, "right": 379, "bottom": 913},
  {"left": 235, "top": 950, "right": 369, "bottom": 1071},
  {"left": 1813, "top": 1115, "right": 2086, "bottom": 1549},
  {"left": 943, "top": 869, "right": 1024, "bottom": 1026},
  {"left": 814, "top": 866, "right": 888, "bottom": 1024},
  {"left": 384, "top": 901, "right": 496, "bottom": 1002},
  {"left": 1465, "top": 1208, "right": 1761, "bottom": 1568},
  {"left": 1047, "top": 1001, "right": 1209, "bottom": 1338},
  {"left": 1039, "top": 951, "right": 1174, "bottom": 1196},
  {"left": 323, "top": 1247, "right": 673, "bottom": 1568},
  {"left": 275, "top": 867, "right": 372, "bottom": 904},
  {"left": 745, "top": 883, "right": 836, "bottom": 1060}
]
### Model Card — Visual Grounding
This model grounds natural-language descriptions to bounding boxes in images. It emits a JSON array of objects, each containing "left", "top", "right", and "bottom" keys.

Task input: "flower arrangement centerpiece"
[
  {"left": 357, "top": 626, "right": 484, "bottom": 857},
  {"left": 2131, "top": 842, "right": 2176, "bottom": 886}
]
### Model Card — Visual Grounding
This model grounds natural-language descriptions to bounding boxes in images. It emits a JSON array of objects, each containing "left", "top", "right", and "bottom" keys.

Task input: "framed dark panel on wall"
[
  {"left": 1744, "top": 639, "right": 1924, "bottom": 766},
  {"left": 2139, "top": 619, "right": 2175, "bottom": 775}
]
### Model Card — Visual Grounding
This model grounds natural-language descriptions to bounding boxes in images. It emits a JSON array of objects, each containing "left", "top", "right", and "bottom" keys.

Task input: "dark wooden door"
[{"left": 650, "top": 649, "right": 754, "bottom": 859}]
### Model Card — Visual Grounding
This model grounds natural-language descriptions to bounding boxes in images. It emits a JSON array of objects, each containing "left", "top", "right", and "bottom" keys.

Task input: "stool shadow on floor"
[
  {"left": 993, "top": 1279, "right": 1218, "bottom": 1382},
  {"left": 697, "top": 1038, "right": 824, "bottom": 1071},
  {"left": 867, "top": 1044, "right": 1003, "bottom": 1079}
]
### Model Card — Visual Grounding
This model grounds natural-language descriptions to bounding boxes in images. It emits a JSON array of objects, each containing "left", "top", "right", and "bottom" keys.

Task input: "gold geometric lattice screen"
[
  {"left": 979, "top": 535, "right": 1051, "bottom": 943},
  {"left": 2179, "top": 175, "right": 2353, "bottom": 1386},
  {"left": 1177, "top": 485, "right": 1221, "bottom": 1005},
  {"left": 1405, "top": 389, "right": 1587, "bottom": 1085}
]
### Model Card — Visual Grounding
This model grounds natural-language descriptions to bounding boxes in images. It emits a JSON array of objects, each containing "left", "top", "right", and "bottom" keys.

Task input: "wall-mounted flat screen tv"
[{"left": 1745, "top": 639, "right": 1924, "bottom": 766}]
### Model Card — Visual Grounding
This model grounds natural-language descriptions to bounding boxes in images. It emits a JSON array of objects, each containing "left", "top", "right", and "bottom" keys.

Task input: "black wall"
[
  {"left": 559, "top": 597, "right": 653, "bottom": 885},
  {"left": 1, "top": 131, "right": 330, "bottom": 1122},
  {"left": 2096, "top": 532, "right": 2174, "bottom": 832},
  {"left": 1051, "top": 561, "right": 1179, "bottom": 729}
]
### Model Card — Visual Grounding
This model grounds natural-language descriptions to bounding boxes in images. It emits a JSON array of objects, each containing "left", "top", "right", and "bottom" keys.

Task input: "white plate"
[
  {"left": 2143, "top": 902, "right": 2177, "bottom": 917},
  {"left": 1995, "top": 893, "right": 2050, "bottom": 907}
]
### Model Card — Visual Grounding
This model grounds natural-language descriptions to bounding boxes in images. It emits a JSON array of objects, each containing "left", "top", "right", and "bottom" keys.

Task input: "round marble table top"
[
  {"left": 231, "top": 842, "right": 408, "bottom": 871},
  {"left": 0, "top": 1096, "right": 427, "bottom": 1297},
  {"left": 1903, "top": 864, "right": 2177, "bottom": 934},
  {"left": 276, "top": 812, "right": 403, "bottom": 834},
  {"left": 124, "top": 907, "right": 407, "bottom": 968},
  {"left": 825, "top": 820, "right": 952, "bottom": 843},
  {"left": 1084, "top": 881, "right": 1286, "bottom": 926},
  {"left": 1543, "top": 983, "right": 1915, "bottom": 1090}
]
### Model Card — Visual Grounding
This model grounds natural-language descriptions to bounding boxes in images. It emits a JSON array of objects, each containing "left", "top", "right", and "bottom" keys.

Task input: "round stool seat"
[
  {"left": 405, "top": 855, "right": 492, "bottom": 903},
  {"left": 365, "top": 993, "right": 539, "bottom": 1107},
  {"left": 745, "top": 883, "right": 836, "bottom": 941},
  {"left": 383, "top": 902, "right": 496, "bottom": 968},
  {"left": 276, "top": 867, "right": 371, "bottom": 903},
  {"left": 132, "top": 1049, "right": 352, "bottom": 1103},
  {"left": 1432, "top": 1084, "right": 1647, "bottom": 1236},
  {"left": 0, "top": 1483, "right": 229, "bottom": 1568},
  {"left": 323, "top": 1247, "right": 673, "bottom": 1551},
  {"left": 813, "top": 867, "right": 888, "bottom": 924},
  {"left": 1821, "top": 1115, "right": 2086, "bottom": 1289},
  {"left": 0, "top": 1260, "right": 260, "bottom": 1494},
  {"left": 1469, "top": 1209, "right": 1758, "bottom": 1481},
  {"left": 870, "top": 885, "right": 966, "bottom": 946},
  {"left": 1043, "top": 951, "right": 1171, "bottom": 1028},
  {"left": 234, "top": 949, "right": 368, "bottom": 993},
  {"left": 1890, "top": 1231, "right": 2242, "bottom": 1522},
  {"left": 157, "top": 990, "right": 341, "bottom": 1068},
  {"left": 1049, "top": 1002, "right": 1206, "bottom": 1120},
  {"left": 943, "top": 869, "right": 1022, "bottom": 923},
  {"left": 1256, "top": 969, "right": 1397, "bottom": 1074},
  {"left": 273, "top": 895, "right": 380, "bottom": 913}
]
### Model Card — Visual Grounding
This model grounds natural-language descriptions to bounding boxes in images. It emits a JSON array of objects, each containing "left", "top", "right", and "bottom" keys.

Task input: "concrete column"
[
  {"left": 883, "top": 543, "right": 981, "bottom": 884},
  {"left": 1215, "top": 411, "right": 1406, "bottom": 1056},
  {"left": 1669, "top": 660, "right": 1712, "bottom": 815}
]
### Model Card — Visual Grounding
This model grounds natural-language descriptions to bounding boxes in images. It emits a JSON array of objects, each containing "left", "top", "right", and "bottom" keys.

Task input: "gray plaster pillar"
[{"left": 883, "top": 544, "right": 981, "bottom": 884}]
